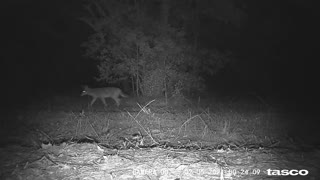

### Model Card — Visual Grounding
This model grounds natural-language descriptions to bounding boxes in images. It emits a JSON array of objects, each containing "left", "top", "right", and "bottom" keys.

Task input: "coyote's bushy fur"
[{"left": 81, "top": 85, "right": 127, "bottom": 107}]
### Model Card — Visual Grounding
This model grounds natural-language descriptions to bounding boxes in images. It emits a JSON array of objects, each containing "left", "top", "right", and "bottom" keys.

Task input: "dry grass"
[
  {"left": 2, "top": 95, "right": 319, "bottom": 180},
  {"left": 5, "top": 95, "right": 287, "bottom": 149}
]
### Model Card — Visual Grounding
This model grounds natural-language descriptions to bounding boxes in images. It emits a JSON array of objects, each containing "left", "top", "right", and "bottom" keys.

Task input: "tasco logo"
[{"left": 267, "top": 169, "right": 308, "bottom": 176}]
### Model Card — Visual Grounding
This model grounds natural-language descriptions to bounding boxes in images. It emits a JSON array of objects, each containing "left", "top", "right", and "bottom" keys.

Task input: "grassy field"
[
  {"left": 1, "top": 93, "right": 319, "bottom": 179},
  {"left": 3, "top": 94, "right": 291, "bottom": 148}
]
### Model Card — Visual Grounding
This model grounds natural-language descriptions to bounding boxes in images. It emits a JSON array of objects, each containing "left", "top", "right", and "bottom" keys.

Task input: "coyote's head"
[{"left": 81, "top": 85, "right": 89, "bottom": 96}]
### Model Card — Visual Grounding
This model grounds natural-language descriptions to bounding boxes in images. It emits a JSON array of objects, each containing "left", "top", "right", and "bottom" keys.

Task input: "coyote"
[{"left": 81, "top": 85, "right": 127, "bottom": 107}]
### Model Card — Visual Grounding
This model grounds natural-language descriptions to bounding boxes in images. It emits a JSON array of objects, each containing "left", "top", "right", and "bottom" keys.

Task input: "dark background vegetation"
[{"left": 2, "top": 0, "right": 319, "bottom": 140}]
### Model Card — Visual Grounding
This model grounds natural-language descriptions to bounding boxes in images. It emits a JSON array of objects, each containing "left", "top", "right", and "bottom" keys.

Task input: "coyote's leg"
[
  {"left": 113, "top": 97, "right": 120, "bottom": 107},
  {"left": 90, "top": 97, "right": 97, "bottom": 106},
  {"left": 100, "top": 98, "right": 108, "bottom": 107}
]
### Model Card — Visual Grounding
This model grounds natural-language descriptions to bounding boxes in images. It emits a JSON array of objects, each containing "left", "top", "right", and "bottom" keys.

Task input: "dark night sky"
[{"left": 2, "top": 0, "right": 319, "bottom": 112}]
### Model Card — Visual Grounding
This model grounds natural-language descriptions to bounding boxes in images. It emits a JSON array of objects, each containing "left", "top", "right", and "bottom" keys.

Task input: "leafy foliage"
[{"left": 80, "top": 0, "right": 234, "bottom": 97}]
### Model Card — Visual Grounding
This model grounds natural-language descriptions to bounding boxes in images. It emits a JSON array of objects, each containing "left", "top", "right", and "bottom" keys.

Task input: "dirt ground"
[{"left": 1, "top": 96, "right": 319, "bottom": 180}]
